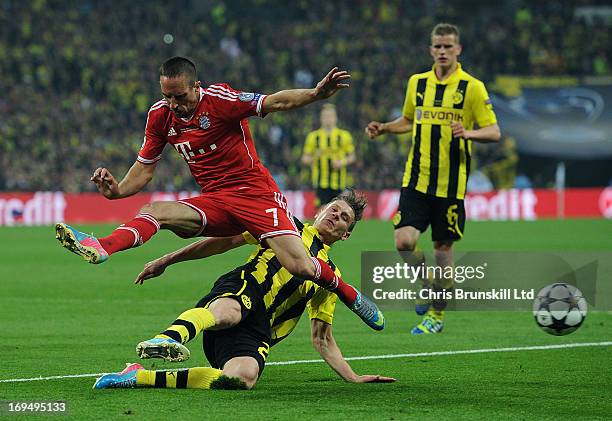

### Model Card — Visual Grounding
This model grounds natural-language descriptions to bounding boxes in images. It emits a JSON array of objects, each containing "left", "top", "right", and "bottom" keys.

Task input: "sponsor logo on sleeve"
[
  {"left": 250, "top": 93, "right": 262, "bottom": 107},
  {"left": 238, "top": 92, "right": 255, "bottom": 102}
]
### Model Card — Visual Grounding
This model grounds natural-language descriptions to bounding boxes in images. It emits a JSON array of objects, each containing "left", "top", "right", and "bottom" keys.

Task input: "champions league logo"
[
  {"left": 238, "top": 92, "right": 255, "bottom": 102},
  {"left": 199, "top": 115, "right": 210, "bottom": 130},
  {"left": 494, "top": 85, "right": 610, "bottom": 158},
  {"left": 507, "top": 87, "right": 604, "bottom": 122}
]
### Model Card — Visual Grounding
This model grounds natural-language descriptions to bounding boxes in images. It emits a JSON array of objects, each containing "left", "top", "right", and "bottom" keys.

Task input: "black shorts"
[
  {"left": 315, "top": 188, "right": 342, "bottom": 207},
  {"left": 195, "top": 268, "right": 271, "bottom": 376},
  {"left": 393, "top": 187, "right": 465, "bottom": 242}
]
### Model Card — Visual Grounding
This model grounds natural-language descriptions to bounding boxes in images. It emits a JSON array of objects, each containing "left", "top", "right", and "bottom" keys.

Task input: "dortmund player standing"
[
  {"left": 302, "top": 104, "right": 356, "bottom": 207},
  {"left": 366, "top": 23, "right": 500, "bottom": 334}
]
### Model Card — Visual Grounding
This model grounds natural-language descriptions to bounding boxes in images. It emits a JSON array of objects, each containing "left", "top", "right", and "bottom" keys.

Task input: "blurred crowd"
[{"left": 1, "top": 0, "right": 610, "bottom": 192}]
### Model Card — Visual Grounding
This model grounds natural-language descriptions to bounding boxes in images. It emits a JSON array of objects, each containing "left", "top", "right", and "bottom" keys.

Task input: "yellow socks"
[
  {"left": 136, "top": 367, "right": 223, "bottom": 389},
  {"left": 157, "top": 307, "right": 217, "bottom": 344}
]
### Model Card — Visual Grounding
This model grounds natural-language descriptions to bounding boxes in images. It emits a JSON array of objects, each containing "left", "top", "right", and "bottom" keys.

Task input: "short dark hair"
[
  {"left": 159, "top": 56, "right": 197, "bottom": 85},
  {"left": 431, "top": 23, "right": 460, "bottom": 43},
  {"left": 332, "top": 188, "right": 367, "bottom": 231}
]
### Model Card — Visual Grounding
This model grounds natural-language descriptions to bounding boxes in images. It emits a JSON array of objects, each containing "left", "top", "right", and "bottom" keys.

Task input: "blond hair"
[{"left": 431, "top": 23, "right": 460, "bottom": 43}]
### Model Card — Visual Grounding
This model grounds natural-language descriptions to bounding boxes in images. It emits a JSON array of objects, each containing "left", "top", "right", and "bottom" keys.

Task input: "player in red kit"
[{"left": 56, "top": 57, "right": 383, "bottom": 330}]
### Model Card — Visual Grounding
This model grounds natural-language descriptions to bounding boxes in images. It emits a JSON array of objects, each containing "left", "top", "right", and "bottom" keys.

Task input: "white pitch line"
[
  {"left": 266, "top": 341, "right": 612, "bottom": 366},
  {"left": 0, "top": 373, "right": 111, "bottom": 383},
  {"left": 1, "top": 341, "right": 610, "bottom": 383}
]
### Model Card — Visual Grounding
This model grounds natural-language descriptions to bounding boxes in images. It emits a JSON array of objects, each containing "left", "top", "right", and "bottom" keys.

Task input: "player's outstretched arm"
[
  {"left": 365, "top": 116, "right": 413, "bottom": 139},
  {"left": 310, "top": 319, "right": 396, "bottom": 383},
  {"left": 91, "top": 161, "right": 156, "bottom": 199},
  {"left": 135, "top": 235, "right": 247, "bottom": 284},
  {"left": 262, "top": 67, "right": 350, "bottom": 113}
]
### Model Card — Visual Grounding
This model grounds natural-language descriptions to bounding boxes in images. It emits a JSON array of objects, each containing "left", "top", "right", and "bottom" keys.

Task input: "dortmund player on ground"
[
  {"left": 366, "top": 23, "right": 500, "bottom": 334},
  {"left": 94, "top": 190, "right": 393, "bottom": 390}
]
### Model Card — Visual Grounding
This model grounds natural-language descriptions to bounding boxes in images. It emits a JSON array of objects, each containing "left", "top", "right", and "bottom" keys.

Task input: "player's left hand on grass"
[
  {"left": 314, "top": 67, "right": 351, "bottom": 99},
  {"left": 135, "top": 258, "right": 167, "bottom": 284},
  {"left": 353, "top": 374, "right": 396, "bottom": 383}
]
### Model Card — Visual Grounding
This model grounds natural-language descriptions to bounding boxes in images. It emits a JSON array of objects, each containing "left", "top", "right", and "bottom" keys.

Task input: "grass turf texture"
[{"left": 0, "top": 219, "right": 611, "bottom": 420}]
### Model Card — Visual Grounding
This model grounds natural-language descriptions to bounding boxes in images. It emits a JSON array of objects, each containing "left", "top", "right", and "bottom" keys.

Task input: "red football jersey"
[{"left": 138, "top": 83, "right": 277, "bottom": 192}]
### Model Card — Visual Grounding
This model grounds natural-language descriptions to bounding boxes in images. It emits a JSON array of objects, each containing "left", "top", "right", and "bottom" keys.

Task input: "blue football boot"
[
  {"left": 55, "top": 223, "right": 109, "bottom": 264},
  {"left": 93, "top": 363, "right": 143, "bottom": 389},
  {"left": 350, "top": 292, "right": 385, "bottom": 331},
  {"left": 411, "top": 311, "right": 444, "bottom": 335}
]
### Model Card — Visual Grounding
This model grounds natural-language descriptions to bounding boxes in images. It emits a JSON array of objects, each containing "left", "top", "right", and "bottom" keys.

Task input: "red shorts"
[{"left": 178, "top": 189, "right": 299, "bottom": 241}]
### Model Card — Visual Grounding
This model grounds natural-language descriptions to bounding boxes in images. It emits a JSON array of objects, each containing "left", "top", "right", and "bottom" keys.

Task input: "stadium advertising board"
[{"left": 0, "top": 188, "right": 610, "bottom": 226}]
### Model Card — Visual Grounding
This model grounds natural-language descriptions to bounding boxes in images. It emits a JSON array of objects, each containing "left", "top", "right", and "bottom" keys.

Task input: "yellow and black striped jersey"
[
  {"left": 303, "top": 127, "right": 354, "bottom": 190},
  {"left": 242, "top": 219, "right": 339, "bottom": 345},
  {"left": 402, "top": 63, "right": 497, "bottom": 199}
]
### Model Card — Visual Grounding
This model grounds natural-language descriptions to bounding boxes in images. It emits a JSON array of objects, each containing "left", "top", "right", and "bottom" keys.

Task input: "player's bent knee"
[
  {"left": 139, "top": 203, "right": 155, "bottom": 216},
  {"left": 138, "top": 202, "right": 168, "bottom": 223},
  {"left": 394, "top": 227, "right": 420, "bottom": 251},
  {"left": 222, "top": 357, "right": 260, "bottom": 389},
  {"left": 213, "top": 375, "right": 255, "bottom": 390},
  {"left": 395, "top": 235, "right": 417, "bottom": 252},
  {"left": 395, "top": 238, "right": 415, "bottom": 251},
  {"left": 236, "top": 372, "right": 258, "bottom": 390},
  {"left": 138, "top": 202, "right": 202, "bottom": 235}
]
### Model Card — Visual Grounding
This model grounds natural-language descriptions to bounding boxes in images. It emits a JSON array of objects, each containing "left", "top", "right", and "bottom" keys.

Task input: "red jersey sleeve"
[
  {"left": 204, "top": 83, "right": 267, "bottom": 121},
  {"left": 138, "top": 100, "right": 168, "bottom": 165}
]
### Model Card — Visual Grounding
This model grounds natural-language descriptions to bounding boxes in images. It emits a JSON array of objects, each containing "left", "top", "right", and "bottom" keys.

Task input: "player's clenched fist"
[
  {"left": 450, "top": 121, "right": 467, "bottom": 138},
  {"left": 91, "top": 167, "right": 119, "bottom": 199},
  {"left": 365, "top": 121, "right": 385, "bottom": 139}
]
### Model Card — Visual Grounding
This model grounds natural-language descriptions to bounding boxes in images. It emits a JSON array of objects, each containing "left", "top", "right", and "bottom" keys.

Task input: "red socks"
[
  {"left": 99, "top": 213, "right": 160, "bottom": 255},
  {"left": 311, "top": 257, "right": 358, "bottom": 306}
]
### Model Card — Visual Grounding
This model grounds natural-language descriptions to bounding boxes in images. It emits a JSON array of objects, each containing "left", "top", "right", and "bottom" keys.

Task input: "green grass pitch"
[{"left": 1, "top": 219, "right": 611, "bottom": 420}]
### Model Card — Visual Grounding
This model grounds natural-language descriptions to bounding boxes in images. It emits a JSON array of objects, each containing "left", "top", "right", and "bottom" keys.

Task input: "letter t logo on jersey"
[{"left": 174, "top": 141, "right": 194, "bottom": 162}]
